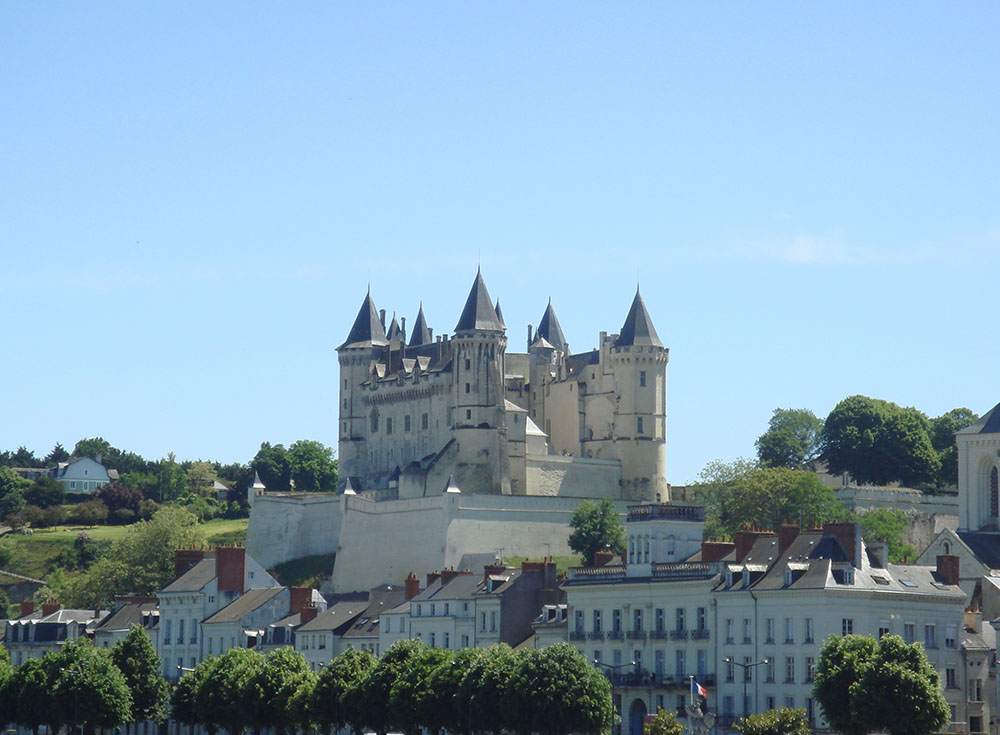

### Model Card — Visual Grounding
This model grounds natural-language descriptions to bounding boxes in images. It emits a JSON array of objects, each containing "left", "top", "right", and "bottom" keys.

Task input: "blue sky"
[{"left": 2, "top": 3, "right": 998, "bottom": 484}]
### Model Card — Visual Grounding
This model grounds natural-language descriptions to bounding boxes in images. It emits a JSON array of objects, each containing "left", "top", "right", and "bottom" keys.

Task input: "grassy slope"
[
  {"left": 0, "top": 518, "right": 249, "bottom": 582},
  {"left": 269, "top": 553, "right": 337, "bottom": 588}
]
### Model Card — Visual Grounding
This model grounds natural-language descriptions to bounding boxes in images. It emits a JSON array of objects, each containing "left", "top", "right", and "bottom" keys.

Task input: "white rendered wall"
[{"left": 246, "top": 494, "right": 343, "bottom": 570}]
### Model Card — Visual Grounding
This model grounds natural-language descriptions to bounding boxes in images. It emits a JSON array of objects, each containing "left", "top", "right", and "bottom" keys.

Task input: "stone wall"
[
  {"left": 525, "top": 454, "right": 622, "bottom": 497},
  {"left": 246, "top": 493, "right": 343, "bottom": 570}
]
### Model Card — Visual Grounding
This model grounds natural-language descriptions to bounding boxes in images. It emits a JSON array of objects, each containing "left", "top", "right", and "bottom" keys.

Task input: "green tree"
[
  {"left": 568, "top": 498, "right": 625, "bottom": 566},
  {"left": 930, "top": 408, "right": 978, "bottom": 487},
  {"left": 426, "top": 646, "right": 486, "bottom": 735},
  {"left": 196, "top": 647, "right": 265, "bottom": 735},
  {"left": 288, "top": 440, "right": 338, "bottom": 493},
  {"left": 820, "top": 396, "right": 940, "bottom": 487},
  {"left": 357, "top": 639, "right": 424, "bottom": 735},
  {"left": 156, "top": 453, "right": 186, "bottom": 502},
  {"left": 0, "top": 587, "right": 10, "bottom": 617},
  {"left": 71, "top": 499, "right": 109, "bottom": 526},
  {"left": 0, "top": 466, "right": 29, "bottom": 520},
  {"left": 0, "top": 642, "right": 14, "bottom": 727},
  {"left": 10, "top": 446, "right": 40, "bottom": 467},
  {"left": 6, "top": 655, "right": 58, "bottom": 735},
  {"left": 851, "top": 635, "right": 949, "bottom": 735},
  {"left": 755, "top": 408, "right": 824, "bottom": 470},
  {"left": 813, "top": 634, "right": 879, "bottom": 735},
  {"left": 311, "top": 647, "right": 378, "bottom": 735},
  {"left": 25, "top": 476, "right": 65, "bottom": 508},
  {"left": 44, "top": 443, "right": 71, "bottom": 466},
  {"left": 252, "top": 443, "right": 292, "bottom": 492},
  {"left": 457, "top": 644, "right": 518, "bottom": 735},
  {"left": 813, "top": 633, "right": 945, "bottom": 735},
  {"left": 185, "top": 461, "right": 220, "bottom": 497},
  {"left": 111, "top": 625, "right": 170, "bottom": 725},
  {"left": 50, "top": 638, "right": 133, "bottom": 735},
  {"left": 252, "top": 647, "right": 316, "bottom": 735},
  {"left": 173, "top": 656, "right": 217, "bottom": 731},
  {"left": 505, "top": 644, "right": 613, "bottom": 735},
  {"left": 858, "top": 509, "right": 915, "bottom": 563},
  {"left": 643, "top": 708, "right": 684, "bottom": 735},
  {"left": 72, "top": 438, "right": 113, "bottom": 461},
  {"left": 388, "top": 644, "right": 451, "bottom": 735},
  {"left": 735, "top": 708, "right": 811, "bottom": 735}
]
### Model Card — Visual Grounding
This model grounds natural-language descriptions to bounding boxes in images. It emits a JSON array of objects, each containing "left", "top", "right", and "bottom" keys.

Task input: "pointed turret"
[
  {"left": 494, "top": 300, "right": 506, "bottom": 329},
  {"left": 408, "top": 304, "right": 433, "bottom": 346},
  {"left": 387, "top": 314, "right": 403, "bottom": 342},
  {"left": 536, "top": 299, "right": 568, "bottom": 352},
  {"left": 454, "top": 268, "right": 504, "bottom": 333},
  {"left": 339, "top": 290, "right": 388, "bottom": 349},
  {"left": 615, "top": 288, "right": 662, "bottom": 348}
]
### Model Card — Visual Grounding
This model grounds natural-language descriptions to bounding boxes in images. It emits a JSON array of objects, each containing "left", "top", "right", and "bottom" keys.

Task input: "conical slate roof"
[
  {"left": 454, "top": 269, "right": 504, "bottom": 333},
  {"left": 494, "top": 300, "right": 506, "bottom": 329},
  {"left": 387, "top": 314, "right": 403, "bottom": 341},
  {"left": 409, "top": 304, "right": 432, "bottom": 346},
  {"left": 339, "top": 290, "right": 388, "bottom": 349},
  {"left": 615, "top": 288, "right": 662, "bottom": 348},
  {"left": 536, "top": 299, "right": 568, "bottom": 352}
]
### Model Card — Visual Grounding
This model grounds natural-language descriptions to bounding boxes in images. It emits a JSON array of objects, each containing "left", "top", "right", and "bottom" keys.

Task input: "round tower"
[
  {"left": 336, "top": 289, "right": 388, "bottom": 490},
  {"left": 611, "top": 288, "right": 670, "bottom": 502}
]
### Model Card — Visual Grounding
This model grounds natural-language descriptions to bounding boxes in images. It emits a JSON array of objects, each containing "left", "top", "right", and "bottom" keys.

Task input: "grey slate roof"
[
  {"left": 341, "top": 585, "right": 406, "bottom": 639},
  {"left": 454, "top": 269, "right": 504, "bottom": 333},
  {"left": 387, "top": 315, "right": 402, "bottom": 341},
  {"left": 957, "top": 531, "right": 1000, "bottom": 569},
  {"left": 412, "top": 573, "right": 483, "bottom": 603},
  {"left": 957, "top": 402, "right": 1000, "bottom": 435},
  {"left": 536, "top": 301, "right": 568, "bottom": 352},
  {"left": 615, "top": 288, "right": 663, "bottom": 348},
  {"left": 92, "top": 602, "right": 158, "bottom": 633},
  {"left": 161, "top": 558, "right": 216, "bottom": 593},
  {"left": 494, "top": 300, "right": 506, "bottom": 329},
  {"left": 409, "top": 305, "right": 432, "bottom": 346},
  {"left": 296, "top": 600, "right": 368, "bottom": 632},
  {"left": 340, "top": 291, "right": 389, "bottom": 349},
  {"left": 203, "top": 587, "right": 284, "bottom": 624}
]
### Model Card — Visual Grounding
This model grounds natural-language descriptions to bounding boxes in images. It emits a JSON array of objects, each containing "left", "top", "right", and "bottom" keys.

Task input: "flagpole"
[{"left": 689, "top": 674, "right": 694, "bottom": 707}]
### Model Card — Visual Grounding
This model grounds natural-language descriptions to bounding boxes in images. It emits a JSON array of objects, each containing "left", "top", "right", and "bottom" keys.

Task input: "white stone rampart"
[
  {"left": 329, "top": 492, "right": 631, "bottom": 593},
  {"left": 835, "top": 485, "right": 959, "bottom": 517},
  {"left": 525, "top": 454, "right": 622, "bottom": 497},
  {"left": 246, "top": 493, "right": 343, "bottom": 570}
]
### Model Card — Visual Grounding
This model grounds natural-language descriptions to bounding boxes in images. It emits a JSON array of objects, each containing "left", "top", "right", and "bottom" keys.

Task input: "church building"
[{"left": 337, "top": 269, "right": 670, "bottom": 501}]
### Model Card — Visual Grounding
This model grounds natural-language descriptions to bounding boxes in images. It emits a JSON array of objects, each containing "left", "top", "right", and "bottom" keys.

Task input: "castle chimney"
[
  {"left": 426, "top": 571, "right": 441, "bottom": 587},
  {"left": 174, "top": 548, "right": 208, "bottom": 579},
  {"left": 300, "top": 604, "right": 318, "bottom": 624},
  {"left": 42, "top": 600, "right": 60, "bottom": 616},
  {"left": 823, "top": 522, "right": 863, "bottom": 568},
  {"left": 778, "top": 522, "right": 800, "bottom": 556},
  {"left": 483, "top": 562, "right": 507, "bottom": 581},
  {"left": 700, "top": 540, "right": 736, "bottom": 563},
  {"left": 936, "top": 555, "right": 960, "bottom": 586},
  {"left": 216, "top": 546, "right": 246, "bottom": 594},
  {"left": 440, "top": 568, "right": 471, "bottom": 585},
  {"left": 19, "top": 600, "right": 34, "bottom": 617},
  {"left": 733, "top": 528, "right": 776, "bottom": 563},
  {"left": 401, "top": 317, "right": 406, "bottom": 343},
  {"left": 867, "top": 539, "right": 889, "bottom": 568},
  {"left": 379, "top": 309, "right": 386, "bottom": 329},
  {"left": 405, "top": 572, "right": 420, "bottom": 600},
  {"left": 289, "top": 587, "right": 313, "bottom": 615},
  {"left": 527, "top": 324, "right": 533, "bottom": 348}
]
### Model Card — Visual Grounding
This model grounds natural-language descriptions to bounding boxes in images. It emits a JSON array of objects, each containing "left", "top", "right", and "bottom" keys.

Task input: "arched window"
[
  {"left": 943, "top": 541, "right": 951, "bottom": 555},
  {"left": 992, "top": 466, "right": 999, "bottom": 518}
]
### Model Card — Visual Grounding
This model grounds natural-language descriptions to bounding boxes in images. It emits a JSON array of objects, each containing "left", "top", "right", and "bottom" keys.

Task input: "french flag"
[{"left": 691, "top": 678, "right": 708, "bottom": 700}]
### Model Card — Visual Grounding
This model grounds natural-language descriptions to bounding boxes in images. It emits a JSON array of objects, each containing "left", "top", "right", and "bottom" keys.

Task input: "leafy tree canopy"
[
  {"left": 735, "top": 708, "right": 811, "bottom": 735},
  {"left": 50, "top": 638, "right": 133, "bottom": 734},
  {"left": 820, "top": 396, "right": 940, "bottom": 487},
  {"left": 10, "top": 446, "right": 41, "bottom": 467},
  {"left": 693, "top": 460, "right": 847, "bottom": 537},
  {"left": 111, "top": 625, "right": 169, "bottom": 724},
  {"left": 288, "top": 440, "right": 338, "bottom": 493},
  {"left": 252, "top": 443, "right": 292, "bottom": 492},
  {"left": 858, "top": 509, "right": 915, "bottom": 563},
  {"left": 44, "top": 443, "right": 70, "bottom": 466},
  {"left": 568, "top": 498, "right": 626, "bottom": 566},
  {"left": 755, "top": 408, "right": 824, "bottom": 470},
  {"left": 644, "top": 708, "right": 685, "bottom": 735},
  {"left": 311, "top": 647, "right": 377, "bottom": 735},
  {"left": 930, "top": 408, "right": 978, "bottom": 487}
]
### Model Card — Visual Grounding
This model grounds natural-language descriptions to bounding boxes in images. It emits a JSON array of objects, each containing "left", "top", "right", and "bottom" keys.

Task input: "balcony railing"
[
  {"left": 603, "top": 670, "right": 716, "bottom": 689},
  {"left": 670, "top": 629, "right": 688, "bottom": 640},
  {"left": 627, "top": 630, "right": 647, "bottom": 640},
  {"left": 570, "top": 631, "right": 586, "bottom": 641},
  {"left": 650, "top": 629, "right": 668, "bottom": 640},
  {"left": 588, "top": 631, "right": 605, "bottom": 640},
  {"left": 691, "top": 628, "right": 710, "bottom": 640},
  {"left": 607, "top": 630, "right": 624, "bottom": 640}
]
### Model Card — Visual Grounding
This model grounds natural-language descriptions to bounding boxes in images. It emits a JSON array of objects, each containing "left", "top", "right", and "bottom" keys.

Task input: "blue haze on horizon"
[{"left": 2, "top": 3, "right": 998, "bottom": 484}]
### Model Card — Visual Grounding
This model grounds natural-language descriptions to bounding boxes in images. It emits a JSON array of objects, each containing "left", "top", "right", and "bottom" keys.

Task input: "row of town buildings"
[{"left": 2, "top": 505, "right": 995, "bottom": 735}]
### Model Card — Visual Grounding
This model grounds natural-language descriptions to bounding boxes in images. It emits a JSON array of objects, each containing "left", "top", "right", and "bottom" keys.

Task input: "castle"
[
  {"left": 338, "top": 269, "right": 670, "bottom": 501},
  {"left": 247, "top": 270, "right": 674, "bottom": 591}
]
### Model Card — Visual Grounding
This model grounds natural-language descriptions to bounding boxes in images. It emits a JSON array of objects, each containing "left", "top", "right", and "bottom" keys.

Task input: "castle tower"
[
  {"left": 452, "top": 269, "right": 511, "bottom": 494},
  {"left": 611, "top": 288, "right": 669, "bottom": 501},
  {"left": 336, "top": 290, "right": 389, "bottom": 488}
]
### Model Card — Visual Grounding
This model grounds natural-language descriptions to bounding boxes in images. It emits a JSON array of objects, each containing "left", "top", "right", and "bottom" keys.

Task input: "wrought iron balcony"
[
  {"left": 588, "top": 631, "right": 605, "bottom": 640},
  {"left": 691, "top": 628, "right": 710, "bottom": 640},
  {"left": 650, "top": 629, "right": 668, "bottom": 640},
  {"left": 570, "top": 630, "right": 586, "bottom": 641},
  {"left": 670, "top": 629, "right": 688, "bottom": 640},
  {"left": 627, "top": 630, "right": 647, "bottom": 640},
  {"left": 607, "top": 630, "right": 624, "bottom": 640}
]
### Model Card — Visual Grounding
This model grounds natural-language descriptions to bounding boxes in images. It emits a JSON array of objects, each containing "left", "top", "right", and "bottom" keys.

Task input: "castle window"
[
  {"left": 991, "top": 467, "right": 999, "bottom": 517},
  {"left": 370, "top": 410, "right": 378, "bottom": 432},
  {"left": 637, "top": 417, "right": 644, "bottom": 434},
  {"left": 466, "top": 410, "right": 472, "bottom": 420},
  {"left": 640, "top": 371, "right": 646, "bottom": 387},
  {"left": 386, "top": 418, "right": 393, "bottom": 434},
  {"left": 404, "top": 416, "right": 411, "bottom": 432},
  {"left": 422, "top": 413, "right": 428, "bottom": 429},
  {"left": 465, "top": 383, "right": 471, "bottom": 394},
  {"left": 465, "top": 359, "right": 471, "bottom": 370}
]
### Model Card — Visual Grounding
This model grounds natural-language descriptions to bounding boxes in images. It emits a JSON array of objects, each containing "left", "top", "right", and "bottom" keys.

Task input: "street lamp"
[
  {"left": 722, "top": 657, "right": 771, "bottom": 719},
  {"left": 61, "top": 666, "right": 83, "bottom": 735},
  {"left": 593, "top": 659, "right": 637, "bottom": 685}
]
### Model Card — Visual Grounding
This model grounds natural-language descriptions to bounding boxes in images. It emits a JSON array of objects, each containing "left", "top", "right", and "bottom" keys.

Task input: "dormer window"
[
  {"left": 725, "top": 569, "right": 734, "bottom": 587},
  {"left": 784, "top": 569, "right": 793, "bottom": 586},
  {"left": 742, "top": 569, "right": 751, "bottom": 587},
  {"left": 843, "top": 567, "right": 854, "bottom": 585}
]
